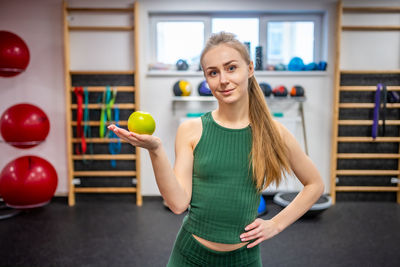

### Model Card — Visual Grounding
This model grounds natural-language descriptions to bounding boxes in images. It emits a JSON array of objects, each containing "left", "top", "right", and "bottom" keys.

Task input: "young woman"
[{"left": 108, "top": 32, "right": 324, "bottom": 266}]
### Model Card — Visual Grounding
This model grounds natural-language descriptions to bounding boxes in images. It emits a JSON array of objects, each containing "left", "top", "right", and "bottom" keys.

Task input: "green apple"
[{"left": 128, "top": 111, "right": 156, "bottom": 135}]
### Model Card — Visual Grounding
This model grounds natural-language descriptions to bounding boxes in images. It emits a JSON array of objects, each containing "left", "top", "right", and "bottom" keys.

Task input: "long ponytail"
[{"left": 248, "top": 76, "right": 291, "bottom": 191}]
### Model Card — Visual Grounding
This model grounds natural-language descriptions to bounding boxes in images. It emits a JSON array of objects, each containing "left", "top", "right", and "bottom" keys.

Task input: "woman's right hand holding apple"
[{"left": 108, "top": 124, "right": 162, "bottom": 152}]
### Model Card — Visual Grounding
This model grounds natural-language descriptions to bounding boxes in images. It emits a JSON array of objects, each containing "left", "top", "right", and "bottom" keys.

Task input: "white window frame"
[
  {"left": 149, "top": 12, "right": 324, "bottom": 68},
  {"left": 149, "top": 15, "right": 211, "bottom": 64},
  {"left": 260, "top": 13, "right": 323, "bottom": 64}
]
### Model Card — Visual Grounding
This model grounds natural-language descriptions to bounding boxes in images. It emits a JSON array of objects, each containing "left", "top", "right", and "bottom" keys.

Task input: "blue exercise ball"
[
  {"left": 288, "top": 57, "right": 305, "bottom": 71},
  {"left": 198, "top": 80, "right": 212, "bottom": 96},
  {"left": 258, "top": 195, "right": 267, "bottom": 216}
]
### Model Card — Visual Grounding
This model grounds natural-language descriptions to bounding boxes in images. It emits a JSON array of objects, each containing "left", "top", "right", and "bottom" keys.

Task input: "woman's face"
[{"left": 202, "top": 44, "right": 254, "bottom": 105}]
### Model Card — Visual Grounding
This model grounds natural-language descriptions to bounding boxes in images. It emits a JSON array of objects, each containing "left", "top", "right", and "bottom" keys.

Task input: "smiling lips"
[{"left": 219, "top": 88, "right": 234, "bottom": 95}]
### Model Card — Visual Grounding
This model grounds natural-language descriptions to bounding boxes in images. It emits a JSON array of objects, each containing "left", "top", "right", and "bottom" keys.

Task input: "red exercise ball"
[
  {"left": 0, "top": 156, "right": 58, "bottom": 208},
  {"left": 0, "top": 103, "right": 50, "bottom": 149},
  {"left": 0, "top": 31, "right": 30, "bottom": 77}
]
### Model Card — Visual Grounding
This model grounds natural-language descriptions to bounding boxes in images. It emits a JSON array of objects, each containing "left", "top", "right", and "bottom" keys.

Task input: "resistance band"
[
  {"left": 99, "top": 86, "right": 118, "bottom": 138},
  {"left": 83, "top": 87, "right": 93, "bottom": 164},
  {"left": 372, "top": 83, "right": 389, "bottom": 139},
  {"left": 381, "top": 84, "right": 387, "bottom": 136},
  {"left": 99, "top": 86, "right": 109, "bottom": 138},
  {"left": 108, "top": 105, "right": 121, "bottom": 168},
  {"left": 74, "top": 87, "right": 86, "bottom": 154},
  {"left": 372, "top": 84, "right": 381, "bottom": 139}
]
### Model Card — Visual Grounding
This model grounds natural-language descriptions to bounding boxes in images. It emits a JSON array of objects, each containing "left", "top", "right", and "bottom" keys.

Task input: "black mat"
[{"left": 0, "top": 195, "right": 399, "bottom": 267}]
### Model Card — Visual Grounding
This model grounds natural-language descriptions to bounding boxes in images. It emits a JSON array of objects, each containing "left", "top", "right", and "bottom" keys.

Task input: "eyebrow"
[{"left": 205, "top": 60, "right": 238, "bottom": 71}]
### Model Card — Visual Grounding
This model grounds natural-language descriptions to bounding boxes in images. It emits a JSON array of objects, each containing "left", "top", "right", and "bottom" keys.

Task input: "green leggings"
[{"left": 167, "top": 227, "right": 262, "bottom": 267}]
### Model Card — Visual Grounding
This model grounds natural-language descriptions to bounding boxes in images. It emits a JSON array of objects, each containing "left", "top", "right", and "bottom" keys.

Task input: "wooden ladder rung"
[
  {"left": 74, "top": 171, "right": 136, "bottom": 177},
  {"left": 72, "top": 154, "right": 136, "bottom": 160},
  {"left": 67, "top": 7, "right": 134, "bottom": 13},
  {"left": 71, "top": 103, "right": 135, "bottom": 109},
  {"left": 339, "top": 86, "right": 400, "bottom": 91},
  {"left": 70, "top": 86, "right": 134, "bottom": 92},
  {"left": 337, "top": 137, "right": 400, "bottom": 142},
  {"left": 71, "top": 121, "right": 127, "bottom": 126},
  {"left": 337, "top": 153, "right": 400, "bottom": 159},
  {"left": 340, "top": 70, "right": 400, "bottom": 74},
  {"left": 74, "top": 187, "right": 137, "bottom": 193},
  {"left": 338, "top": 120, "right": 400, "bottom": 125},
  {"left": 339, "top": 103, "right": 400, "bottom": 108},
  {"left": 343, "top": 7, "right": 400, "bottom": 13},
  {"left": 335, "top": 186, "right": 399, "bottom": 192},
  {"left": 336, "top": 170, "right": 400, "bottom": 176},
  {"left": 342, "top": 26, "right": 400, "bottom": 31},
  {"left": 70, "top": 70, "right": 135, "bottom": 75},
  {"left": 69, "top": 26, "right": 134, "bottom": 31},
  {"left": 72, "top": 138, "right": 128, "bottom": 143}
]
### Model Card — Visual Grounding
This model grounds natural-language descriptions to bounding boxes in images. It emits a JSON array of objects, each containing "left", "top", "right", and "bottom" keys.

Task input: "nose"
[{"left": 219, "top": 71, "right": 229, "bottom": 85}]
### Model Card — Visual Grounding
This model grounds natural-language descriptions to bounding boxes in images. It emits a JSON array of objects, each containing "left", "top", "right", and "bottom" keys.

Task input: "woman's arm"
[
  {"left": 241, "top": 121, "right": 324, "bottom": 248},
  {"left": 269, "top": 122, "right": 325, "bottom": 231},
  {"left": 108, "top": 119, "right": 200, "bottom": 214}
]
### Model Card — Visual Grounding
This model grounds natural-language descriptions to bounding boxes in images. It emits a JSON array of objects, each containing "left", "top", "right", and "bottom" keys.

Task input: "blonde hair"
[{"left": 200, "top": 32, "right": 292, "bottom": 191}]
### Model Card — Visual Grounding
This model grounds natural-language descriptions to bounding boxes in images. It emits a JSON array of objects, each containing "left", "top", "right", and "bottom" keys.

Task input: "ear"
[{"left": 248, "top": 61, "right": 254, "bottom": 78}]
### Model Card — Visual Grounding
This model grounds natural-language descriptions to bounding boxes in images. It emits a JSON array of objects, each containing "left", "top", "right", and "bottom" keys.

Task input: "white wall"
[
  {"left": 0, "top": 0, "right": 67, "bottom": 195},
  {"left": 340, "top": 0, "right": 400, "bottom": 70},
  {"left": 1, "top": 0, "right": 398, "bottom": 197}
]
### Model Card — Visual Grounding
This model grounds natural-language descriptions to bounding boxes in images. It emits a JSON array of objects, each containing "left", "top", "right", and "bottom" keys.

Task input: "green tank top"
[{"left": 182, "top": 111, "right": 260, "bottom": 244}]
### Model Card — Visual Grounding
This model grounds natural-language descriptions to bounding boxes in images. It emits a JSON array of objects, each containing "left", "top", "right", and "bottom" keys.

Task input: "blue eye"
[
  {"left": 228, "top": 65, "right": 236, "bottom": 71},
  {"left": 209, "top": 71, "right": 217, "bottom": 77}
]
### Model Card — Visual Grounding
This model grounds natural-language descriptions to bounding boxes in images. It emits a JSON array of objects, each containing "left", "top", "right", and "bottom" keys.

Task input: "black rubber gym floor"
[{"left": 0, "top": 195, "right": 399, "bottom": 267}]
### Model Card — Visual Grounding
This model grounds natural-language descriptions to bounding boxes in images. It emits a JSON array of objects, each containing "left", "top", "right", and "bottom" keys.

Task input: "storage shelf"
[{"left": 172, "top": 96, "right": 306, "bottom": 103}]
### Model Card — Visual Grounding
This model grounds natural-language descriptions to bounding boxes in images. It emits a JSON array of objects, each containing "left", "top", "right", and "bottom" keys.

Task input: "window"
[
  {"left": 155, "top": 21, "right": 205, "bottom": 66},
  {"left": 267, "top": 21, "right": 315, "bottom": 65},
  {"left": 150, "top": 13, "right": 323, "bottom": 70},
  {"left": 212, "top": 18, "right": 259, "bottom": 62}
]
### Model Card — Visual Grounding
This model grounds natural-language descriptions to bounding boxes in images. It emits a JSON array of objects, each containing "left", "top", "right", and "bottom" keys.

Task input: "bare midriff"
[{"left": 192, "top": 234, "right": 249, "bottom": 252}]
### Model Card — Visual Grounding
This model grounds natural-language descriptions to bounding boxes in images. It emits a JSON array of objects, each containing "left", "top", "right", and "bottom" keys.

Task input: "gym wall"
[{"left": 1, "top": 0, "right": 399, "bottom": 197}]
